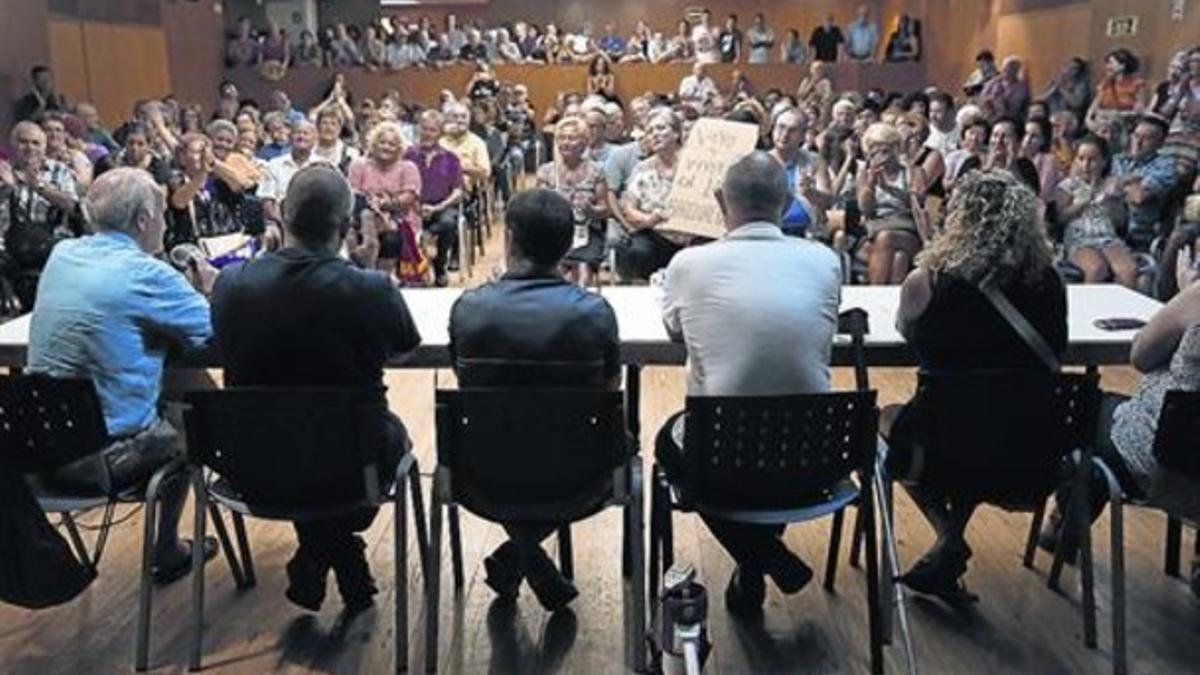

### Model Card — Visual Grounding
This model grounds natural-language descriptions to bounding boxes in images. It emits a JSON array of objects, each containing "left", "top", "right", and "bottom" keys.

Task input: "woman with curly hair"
[{"left": 881, "top": 170, "right": 1067, "bottom": 605}]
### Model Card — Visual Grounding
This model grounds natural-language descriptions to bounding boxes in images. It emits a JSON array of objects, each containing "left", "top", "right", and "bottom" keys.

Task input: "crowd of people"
[
  {"left": 4, "top": 16, "right": 1200, "bottom": 617},
  {"left": 225, "top": 5, "right": 922, "bottom": 73}
]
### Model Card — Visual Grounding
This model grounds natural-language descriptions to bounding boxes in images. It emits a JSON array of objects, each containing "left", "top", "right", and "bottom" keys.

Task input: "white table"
[{"left": 0, "top": 284, "right": 1162, "bottom": 369}]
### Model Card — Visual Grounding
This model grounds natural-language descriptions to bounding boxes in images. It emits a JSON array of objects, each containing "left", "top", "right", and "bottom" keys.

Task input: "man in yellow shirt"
[{"left": 440, "top": 102, "right": 491, "bottom": 190}]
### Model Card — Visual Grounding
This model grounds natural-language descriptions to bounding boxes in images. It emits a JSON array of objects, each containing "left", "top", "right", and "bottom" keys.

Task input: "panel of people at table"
[
  {"left": 223, "top": 4, "right": 921, "bottom": 72},
  {"left": 19, "top": 134, "right": 1200, "bottom": 615}
]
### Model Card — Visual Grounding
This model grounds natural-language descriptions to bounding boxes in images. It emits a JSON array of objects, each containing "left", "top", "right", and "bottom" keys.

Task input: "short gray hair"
[
  {"left": 86, "top": 168, "right": 162, "bottom": 234},
  {"left": 206, "top": 118, "right": 237, "bottom": 138}
]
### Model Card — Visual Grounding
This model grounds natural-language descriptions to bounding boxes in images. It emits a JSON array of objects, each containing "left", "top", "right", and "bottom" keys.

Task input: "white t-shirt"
[{"left": 692, "top": 24, "right": 719, "bottom": 64}]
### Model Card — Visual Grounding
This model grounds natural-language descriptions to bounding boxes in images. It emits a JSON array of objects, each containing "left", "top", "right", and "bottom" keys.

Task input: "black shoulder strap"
[{"left": 979, "top": 274, "right": 1061, "bottom": 372}]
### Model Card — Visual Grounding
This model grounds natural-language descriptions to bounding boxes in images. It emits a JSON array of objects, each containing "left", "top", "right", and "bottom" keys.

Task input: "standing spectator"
[
  {"left": 885, "top": 15, "right": 922, "bottom": 63},
  {"left": 537, "top": 117, "right": 609, "bottom": 285},
  {"left": 293, "top": 29, "right": 324, "bottom": 68},
  {"left": 74, "top": 102, "right": 118, "bottom": 153},
  {"left": 444, "top": 14, "right": 468, "bottom": 56},
  {"left": 13, "top": 65, "right": 67, "bottom": 123},
  {"left": 979, "top": 56, "right": 1030, "bottom": 121},
  {"left": 347, "top": 121, "right": 423, "bottom": 278},
  {"left": 598, "top": 22, "right": 626, "bottom": 60},
  {"left": 808, "top": 15, "right": 844, "bottom": 64},
  {"left": 845, "top": 5, "right": 880, "bottom": 62},
  {"left": 663, "top": 21, "right": 693, "bottom": 63},
  {"left": 1055, "top": 135, "right": 1136, "bottom": 287},
  {"left": 225, "top": 16, "right": 260, "bottom": 67},
  {"left": 587, "top": 56, "right": 617, "bottom": 102},
  {"left": 330, "top": 23, "right": 364, "bottom": 66},
  {"left": 718, "top": 14, "right": 742, "bottom": 64},
  {"left": 459, "top": 29, "right": 489, "bottom": 63},
  {"left": 496, "top": 28, "right": 522, "bottom": 63},
  {"left": 404, "top": 110, "right": 462, "bottom": 287},
  {"left": 1043, "top": 57, "right": 1093, "bottom": 120},
  {"left": 746, "top": 14, "right": 775, "bottom": 65},
  {"left": 693, "top": 10, "right": 720, "bottom": 65},
  {"left": 963, "top": 50, "right": 998, "bottom": 99},
  {"left": 678, "top": 63, "right": 719, "bottom": 110},
  {"left": 781, "top": 28, "right": 807, "bottom": 65},
  {"left": 260, "top": 20, "right": 289, "bottom": 68}
]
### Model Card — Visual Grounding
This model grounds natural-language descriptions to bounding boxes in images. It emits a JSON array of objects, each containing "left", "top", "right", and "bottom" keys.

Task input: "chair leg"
[
  {"left": 628, "top": 461, "right": 648, "bottom": 673},
  {"left": 231, "top": 512, "right": 255, "bottom": 588},
  {"left": 648, "top": 470, "right": 663, "bottom": 600},
  {"left": 1166, "top": 515, "right": 1183, "bottom": 577},
  {"left": 1109, "top": 486, "right": 1127, "bottom": 675},
  {"left": 395, "top": 469, "right": 409, "bottom": 674},
  {"left": 408, "top": 465, "right": 430, "bottom": 583},
  {"left": 661, "top": 495, "right": 674, "bottom": 575},
  {"left": 189, "top": 473, "right": 208, "bottom": 671},
  {"left": 425, "top": 492, "right": 443, "bottom": 674},
  {"left": 135, "top": 485, "right": 161, "bottom": 671},
  {"left": 1076, "top": 452, "right": 1097, "bottom": 649},
  {"left": 1024, "top": 499, "right": 1047, "bottom": 569},
  {"left": 850, "top": 505, "right": 866, "bottom": 569},
  {"left": 61, "top": 513, "right": 92, "bottom": 571},
  {"left": 447, "top": 504, "right": 464, "bottom": 590},
  {"left": 875, "top": 466, "right": 918, "bottom": 675},
  {"left": 207, "top": 503, "right": 247, "bottom": 589},
  {"left": 861, "top": 480, "right": 883, "bottom": 675},
  {"left": 825, "top": 508, "right": 846, "bottom": 591},
  {"left": 557, "top": 526, "right": 575, "bottom": 581}
]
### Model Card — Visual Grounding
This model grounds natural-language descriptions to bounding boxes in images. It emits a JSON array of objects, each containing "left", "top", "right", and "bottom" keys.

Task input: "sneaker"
[
  {"left": 764, "top": 547, "right": 813, "bottom": 594},
  {"left": 724, "top": 567, "right": 765, "bottom": 616}
]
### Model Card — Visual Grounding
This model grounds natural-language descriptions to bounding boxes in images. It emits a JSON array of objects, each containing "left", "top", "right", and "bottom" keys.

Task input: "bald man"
[
  {"left": 656, "top": 152, "right": 842, "bottom": 615},
  {"left": 213, "top": 164, "right": 421, "bottom": 612},
  {"left": 30, "top": 167, "right": 216, "bottom": 583}
]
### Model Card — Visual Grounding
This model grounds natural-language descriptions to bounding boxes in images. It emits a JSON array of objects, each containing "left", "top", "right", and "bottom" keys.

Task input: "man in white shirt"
[
  {"left": 692, "top": 10, "right": 720, "bottom": 65},
  {"left": 258, "top": 120, "right": 327, "bottom": 230},
  {"left": 656, "top": 151, "right": 842, "bottom": 614},
  {"left": 678, "top": 63, "right": 718, "bottom": 111}
]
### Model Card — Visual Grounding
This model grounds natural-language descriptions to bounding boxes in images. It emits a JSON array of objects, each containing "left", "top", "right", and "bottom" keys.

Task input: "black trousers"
[
  {"left": 422, "top": 207, "right": 459, "bottom": 277},
  {"left": 292, "top": 413, "right": 408, "bottom": 564},
  {"left": 655, "top": 411, "right": 788, "bottom": 572},
  {"left": 614, "top": 230, "right": 683, "bottom": 282}
]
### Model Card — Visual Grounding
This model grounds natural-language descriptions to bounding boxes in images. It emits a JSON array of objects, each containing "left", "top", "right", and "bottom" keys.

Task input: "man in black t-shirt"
[
  {"left": 808, "top": 14, "right": 844, "bottom": 63},
  {"left": 211, "top": 164, "right": 421, "bottom": 613},
  {"left": 718, "top": 14, "right": 742, "bottom": 63}
]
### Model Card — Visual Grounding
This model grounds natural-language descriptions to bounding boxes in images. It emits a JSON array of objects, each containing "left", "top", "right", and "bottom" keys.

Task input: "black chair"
[
  {"left": 1094, "top": 390, "right": 1200, "bottom": 675},
  {"left": 426, "top": 388, "right": 645, "bottom": 673},
  {"left": 649, "top": 389, "right": 891, "bottom": 674},
  {"left": 183, "top": 387, "right": 430, "bottom": 673},
  {"left": 0, "top": 374, "right": 193, "bottom": 671},
  {"left": 876, "top": 371, "right": 1116, "bottom": 671}
]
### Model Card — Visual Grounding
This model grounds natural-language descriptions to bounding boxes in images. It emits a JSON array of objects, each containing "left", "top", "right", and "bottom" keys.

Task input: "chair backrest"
[
  {"left": 0, "top": 374, "right": 107, "bottom": 473},
  {"left": 681, "top": 391, "right": 878, "bottom": 510},
  {"left": 1152, "top": 390, "right": 1200, "bottom": 480},
  {"left": 434, "top": 388, "right": 626, "bottom": 523},
  {"left": 183, "top": 388, "right": 388, "bottom": 509},
  {"left": 913, "top": 370, "right": 1099, "bottom": 506}
]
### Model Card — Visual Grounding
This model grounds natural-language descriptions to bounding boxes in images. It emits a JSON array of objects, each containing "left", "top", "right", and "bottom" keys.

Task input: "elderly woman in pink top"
[{"left": 347, "top": 120, "right": 423, "bottom": 281}]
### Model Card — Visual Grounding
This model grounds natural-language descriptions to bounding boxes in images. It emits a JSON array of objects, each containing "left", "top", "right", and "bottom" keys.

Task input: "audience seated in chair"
[
  {"left": 1046, "top": 249, "right": 1200, "bottom": 597},
  {"left": 1054, "top": 135, "right": 1140, "bottom": 287},
  {"left": 1111, "top": 114, "right": 1178, "bottom": 250},
  {"left": 882, "top": 170, "right": 1067, "bottom": 605},
  {"left": 210, "top": 163, "right": 422, "bottom": 612},
  {"left": 28, "top": 167, "right": 217, "bottom": 584},
  {"left": 448, "top": 188, "right": 620, "bottom": 611},
  {"left": 855, "top": 122, "right": 930, "bottom": 284},
  {"left": 404, "top": 110, "right": 463, "bottom": 287},
  {"left": 656, "top": 151, "right": 842, "bottom": 615}
]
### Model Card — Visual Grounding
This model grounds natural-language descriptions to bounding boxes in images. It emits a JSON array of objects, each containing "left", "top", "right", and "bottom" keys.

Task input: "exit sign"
[{"left": 1106, "top": 15, "right": 1139, "bottom": 37}]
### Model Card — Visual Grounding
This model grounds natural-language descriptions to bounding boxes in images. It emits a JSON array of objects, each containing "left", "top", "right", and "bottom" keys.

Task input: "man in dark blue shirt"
[
  {"left": 212, "top": 164, "right": 421, "bottom": 612},
  {"left": 449, "top": 189, "right": 619, "bottom": 610}
]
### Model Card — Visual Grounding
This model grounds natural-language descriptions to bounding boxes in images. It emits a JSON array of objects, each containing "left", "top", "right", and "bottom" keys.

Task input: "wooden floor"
[{"left": 3, "top": 221, "right": 1199, "bottom": 675}]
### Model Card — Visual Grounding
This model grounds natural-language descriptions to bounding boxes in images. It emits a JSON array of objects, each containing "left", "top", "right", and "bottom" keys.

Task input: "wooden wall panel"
[
  {"left": 0, "top": 0, "right": 51, "bottom": 131},
  {"left": 79, "top": 22, "right": 172, "bottom": 125},
  {"left": 47, "top": 18, "right": 89, "bottom": 105},
  {"left": 996, "top": 4, "right": 1092, "bottom": 90}
]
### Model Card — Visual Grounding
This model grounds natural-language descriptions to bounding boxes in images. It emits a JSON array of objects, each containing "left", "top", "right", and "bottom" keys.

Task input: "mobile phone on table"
[{"left": 1093, "top": 318, "right": 1146, "bottom": 331}]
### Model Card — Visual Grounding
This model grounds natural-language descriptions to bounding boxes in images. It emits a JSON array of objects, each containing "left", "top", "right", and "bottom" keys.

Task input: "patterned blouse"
[
  {"left": 1058, "top": 176, "right": 1121, "bottom": 254},
  {"left": 537, "top": 159, "right": 604, "bottom": 228},
  {"left": 623, "top": 157, "right": 690, "bottom": 245}
]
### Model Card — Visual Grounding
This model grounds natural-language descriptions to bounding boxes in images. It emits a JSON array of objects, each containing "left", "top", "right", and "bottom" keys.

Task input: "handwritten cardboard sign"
[{"left": 662, "top": 118, "right": 760, "bottom": 239}]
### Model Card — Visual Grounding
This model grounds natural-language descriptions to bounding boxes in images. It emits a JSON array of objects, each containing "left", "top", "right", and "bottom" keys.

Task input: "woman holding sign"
[
  {"left": 617, "top": 109, "right": 690, "bottom": 282},
  {"left": 537, "top": 117, "right": 609, "bottom": 286}
]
